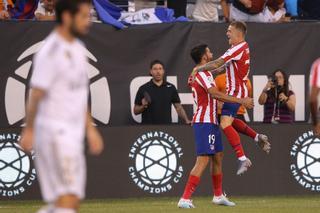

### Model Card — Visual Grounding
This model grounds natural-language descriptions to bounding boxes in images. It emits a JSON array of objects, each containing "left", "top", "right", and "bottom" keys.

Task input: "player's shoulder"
[
  {"left": 34, "top": 32, "right": 61, "bottom": 62},
  {"left": 74, "top": 39, "right": 87, "bottom": 52}
]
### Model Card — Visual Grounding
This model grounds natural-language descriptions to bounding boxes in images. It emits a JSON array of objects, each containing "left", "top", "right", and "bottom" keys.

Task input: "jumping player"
[
  {"left": 19, "top": 0, "right": 104, "bottom": 213},
  {"left": 193, "top": 21, "right": 271, "bottom": 175},
  {"left": 178, "top": 44, "right": 254, "bottom": 208}
]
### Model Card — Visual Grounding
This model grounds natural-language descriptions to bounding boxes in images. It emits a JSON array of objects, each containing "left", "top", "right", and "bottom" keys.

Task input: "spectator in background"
[
  {"left": 285, "top": 0, "right": 298, "bottom": 17},
  {"left": 167, "top": 0, "right": 186, "bottom": 17},
  {"left": 192, "top": 0, "right": 220, "bottom": 22},
  {"left": 215, "top": 72, "right": 252, "bottom": 122},
  {"left": 0, "top": 0, "right": 13, "bottom": 20},
  {"left": 258, "top": 69, "right": 296, "bottom": 123},
  {"left": 9, "top": 0, "right": 39, "bottom": 20},
  {"left": 35, "top": 0, "right": 55, "bottom": 20},
  {"left": 298, "top": 0, "right": 320, "bottom": 20},
  {"left": 134, "top": 60, "right": 191, "bottom": 124},
  {"left": 229, "top": 0, "right": 266, "bottom": 22},
  {"left": 221, "top": 0, "right": 232, "bottom": 22},
  {"left": 261, "top": 0, "right": 290, "bottom": 22}
]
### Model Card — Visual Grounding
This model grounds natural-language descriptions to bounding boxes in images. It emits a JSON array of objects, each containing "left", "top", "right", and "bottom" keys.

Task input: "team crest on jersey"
[
  {"left": 128, "top": 131, "right": 183, "bottom": 194},
  {"left": 0, "top": 133, "right": 36, "bottom": 197},
  {"left": 290, "top": 131, "right": 320, "bottom": 192}
]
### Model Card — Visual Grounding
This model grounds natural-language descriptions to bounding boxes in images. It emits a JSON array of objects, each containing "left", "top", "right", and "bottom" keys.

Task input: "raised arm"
[{"left": 194, "top": 58, "right": 225, "bottom": 73}]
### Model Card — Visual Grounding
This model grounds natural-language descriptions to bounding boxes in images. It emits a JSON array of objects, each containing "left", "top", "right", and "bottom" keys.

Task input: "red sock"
[
  {"left": 223, "top": 126, "right": 245, "bottom": 159},
  {"left": 182, "top": 175, "right": 200, "bottom": 199},
  {"left": 232, "top": 118, "right": 258, "bottom": 140},
  {"left": 212, "top": 173, "right": 223, "bottom": 197}
]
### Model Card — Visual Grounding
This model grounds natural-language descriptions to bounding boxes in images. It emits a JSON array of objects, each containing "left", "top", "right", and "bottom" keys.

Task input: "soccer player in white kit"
[{"left": 19, "top": 0, "right": 104, "bottom": 212}]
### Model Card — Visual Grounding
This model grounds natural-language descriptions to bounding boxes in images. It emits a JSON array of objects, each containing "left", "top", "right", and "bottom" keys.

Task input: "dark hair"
[
  {"left": 190, "top": 44, "right": 208, "bottom": 64},
  {"left": 55, "top": 0, "right": 91, "bottom": 24},
  {"left": 230, "top": 21, "right": 247, "bottom": 35},
  {"left": 150, "top": 60, "right": 164, "bottom": 69},
  {"left": 270, "top": 69, "right": 290, "bottom": 98}
]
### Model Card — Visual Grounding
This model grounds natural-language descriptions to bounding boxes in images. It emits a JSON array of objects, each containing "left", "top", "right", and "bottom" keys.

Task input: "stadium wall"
[
  {"left": 0, "top": 22, "right": 320, "bottom": 199},
  {"left": 0, "top": 21, "right": 320, "bottom": 127},
  {"left": 1, "top": 124, "right": 319, "bottom": 199}
]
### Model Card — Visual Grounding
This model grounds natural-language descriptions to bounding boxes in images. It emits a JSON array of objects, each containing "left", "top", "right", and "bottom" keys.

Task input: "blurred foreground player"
[
  {"left": 193, "top": 21, "right": 271, "bottom": 175},
  {"left": 309, "top": 58, "right": 320, "bottom": 135},
  {"left": 19, "top": 0, "right": 104, "bottom": 212},
  {"left": 177, "top": 44, "right": 254, "bottom": 208}
]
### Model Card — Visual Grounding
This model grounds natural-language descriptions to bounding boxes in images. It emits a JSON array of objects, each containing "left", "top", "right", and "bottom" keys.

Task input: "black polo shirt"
[{"left": 134, "top": 80, "right": 181, "bottom": 124}]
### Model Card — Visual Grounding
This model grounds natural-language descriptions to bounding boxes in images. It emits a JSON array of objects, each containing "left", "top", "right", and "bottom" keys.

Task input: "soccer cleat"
[
  {"left": 212, "top": 194, "right": 236, "bottom": 207},
  {"left": 257, "top": 134, "right": 271, "bottom": 154},
  {"left": 237, "top": 158, "right": 252, "bottom": 175},
  {"left": 177, "top": 198, "right": 195, "bottom": 208}
]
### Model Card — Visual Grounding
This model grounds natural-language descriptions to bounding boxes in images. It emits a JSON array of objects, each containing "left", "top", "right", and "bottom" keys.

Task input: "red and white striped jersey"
[
  {"left": 221, "top": 41, "right": 250, "bottom": 98},
  {"left": 188, "top": 71, "right": 218, "bottom": 124},
  {"left": 310, "top": 58, "right": 320, "bottom": 88}
]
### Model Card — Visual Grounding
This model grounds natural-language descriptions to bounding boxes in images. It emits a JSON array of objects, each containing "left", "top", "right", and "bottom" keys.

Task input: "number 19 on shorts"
[{"left": 208, "top": 134, "right": 215, "bottom": 151}]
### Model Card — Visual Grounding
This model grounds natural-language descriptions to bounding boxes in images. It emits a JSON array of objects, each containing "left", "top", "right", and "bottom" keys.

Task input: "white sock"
[
  {"left": 54, "top": 208, "right": 76, "bottom": 213},
  {"left": 239, "top": 156, "right": 247, "bottom": 161},
  {"left": 254, "top": 134, "right": 260, "bottom": 142}
]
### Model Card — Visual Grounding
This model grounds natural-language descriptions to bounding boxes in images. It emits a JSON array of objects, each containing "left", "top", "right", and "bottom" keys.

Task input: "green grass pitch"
[{"left": 1, "top": 196, "right": 319, "bottom": 213}]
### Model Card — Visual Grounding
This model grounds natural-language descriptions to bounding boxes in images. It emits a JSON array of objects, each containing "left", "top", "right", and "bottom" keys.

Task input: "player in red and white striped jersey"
[
  {"left": 178, "top": 44, "right": 253, "bottom": 209},
  {"left": 193, "top": 21, "right": 271, "bottom": 175},
  {"left": 309, "top": 58, "right": 320, "bottom": 135},
  {"left": 190, "top": 70, "right": 218, "bottom": 124},
  {"left": 221, "top": 41, "right": 250, "bottom": 98}
]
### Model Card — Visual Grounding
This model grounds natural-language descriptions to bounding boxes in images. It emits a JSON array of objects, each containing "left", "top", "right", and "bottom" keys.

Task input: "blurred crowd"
[{"left": 0, "top": 0, "right": 319, "bottom": 22}]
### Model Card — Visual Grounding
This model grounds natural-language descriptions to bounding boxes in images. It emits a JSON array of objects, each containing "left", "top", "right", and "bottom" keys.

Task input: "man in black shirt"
[{"left": 134, "top": 60, "right": 191, "bottom": 124}]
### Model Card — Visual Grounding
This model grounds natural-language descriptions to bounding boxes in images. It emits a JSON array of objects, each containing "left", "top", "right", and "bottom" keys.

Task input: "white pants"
[
  {"left": 229, "top": 4, "right": 264, "bottom": 22},
  {"left": 34, "top": 123, "right": 86, "bottom": 203}
]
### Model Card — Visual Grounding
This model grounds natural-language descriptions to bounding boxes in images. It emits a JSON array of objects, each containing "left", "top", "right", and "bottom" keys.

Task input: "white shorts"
[
  {"left": 229, "top": 4, "right": 264, "bottom": 22},
  {"left": 34, "top": 123, "right": 86, "bottom": 203}
]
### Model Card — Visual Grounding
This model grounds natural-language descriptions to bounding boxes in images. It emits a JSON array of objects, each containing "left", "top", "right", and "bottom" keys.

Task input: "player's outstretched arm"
[
  {"left": 86, "top": 112, "right": 104, "bottom": 155},
  {"left": 208, "top": 87, "right": 254, "bottom": 109},
  {"left": 194, "top": 58, "right": 225, "bottom": 73},
  {"left": 20, "top": 88, "right": 46, "bottom": 153},
  {"left": 310, "top": 86, "right": 320, "bottom": 135}
]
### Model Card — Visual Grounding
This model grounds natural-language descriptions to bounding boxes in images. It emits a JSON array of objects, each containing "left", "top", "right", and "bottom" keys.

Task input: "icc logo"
[
  {"left": 128, "top": 131, "right": 183, "bottom": 194},
  {"left": 290, "top": 130, "right": 320, "bottom": 192},
  {"left": 5, "top": 41, "right": 111, "bottom": 126},
  {"left": 0, "top": 133, "right": 36, "bottom": 197}
]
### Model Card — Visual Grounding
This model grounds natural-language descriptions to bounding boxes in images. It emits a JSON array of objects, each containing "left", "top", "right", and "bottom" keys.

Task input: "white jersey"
[{"left": 31, "top": 31, "right": 89, "bottom": 138}]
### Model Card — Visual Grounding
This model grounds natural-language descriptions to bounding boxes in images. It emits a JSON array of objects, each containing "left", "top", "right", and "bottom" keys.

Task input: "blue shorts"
[
  {"left": 221, "top": 102, "right": 241, "bottom": 117},
  {"left": 193, "top": 123, "right": 223, "bottom": 156}
]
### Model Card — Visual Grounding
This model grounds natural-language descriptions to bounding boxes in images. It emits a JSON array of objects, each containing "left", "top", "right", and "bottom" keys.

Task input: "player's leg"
[
  {"left": 51, "top": 130, "right": 86, "bottom": 213},
  {"left": 211, "top": 153, "right": 235, "bottom": 206},
  {"left": 208, "top": 125, "right": 235, "bottom": 206},
  {"left": 232, "top": 118, "right": 271, "bottom": 153},
  {"left": 220, "top": 102, "right": 251, "bottom": 175},
  {"left": 34, "top": 125, "right": 60, "bottom": 213},
  {"left": 178, "top": 123, "right": 214, "bottom": 208}
]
